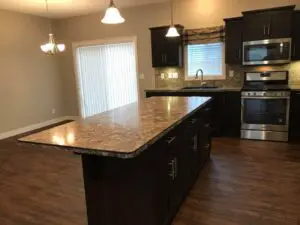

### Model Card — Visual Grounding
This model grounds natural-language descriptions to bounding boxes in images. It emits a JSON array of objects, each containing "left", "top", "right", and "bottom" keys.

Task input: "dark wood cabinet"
[
  {"left": 289, "top": 91, "right": 300, "bottom": 140},
  {"left": 242, "top": 6, "right": 295, "bottom": 41},
  {"left": 222, "top": 92, "right": 241, "bottom": 137},
  {"left": 224, "top": 17, "right": 243, "bottom": 65},
  {"left": 150, "top": 25, "right": 184, "bottom": 68},
  {"left": 292, "top": 11, "right": 300, "bottom": 60}
]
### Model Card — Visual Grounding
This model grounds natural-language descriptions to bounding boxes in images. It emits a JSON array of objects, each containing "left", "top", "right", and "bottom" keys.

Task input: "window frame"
[{"left": 184, "top": 42, "right": 226, "bottom": 81}]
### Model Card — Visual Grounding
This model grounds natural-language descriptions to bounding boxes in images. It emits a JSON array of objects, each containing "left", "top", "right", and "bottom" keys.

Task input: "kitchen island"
[{"left": 19, "top": 96, "right": 212, "bottom": 225}]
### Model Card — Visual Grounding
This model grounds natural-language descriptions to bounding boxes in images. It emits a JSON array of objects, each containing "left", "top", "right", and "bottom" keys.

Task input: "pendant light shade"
[
  {"left": 166, "top": 26, "right": 180, "bottom": 37},
  {"left": 101, "top": 0, "right": 125, "bottom": 24},
  {"left": 166, "top": 0, "right": 179, "bottom": 38},
  {"left": 40, "top": 0, "right": 65, "bottom": 54},
  {"left": 40, "top": 34, "right": 66, "bottom": 55}
]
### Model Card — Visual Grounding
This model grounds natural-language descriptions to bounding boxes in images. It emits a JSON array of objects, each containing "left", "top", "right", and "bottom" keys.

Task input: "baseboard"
[{"left": 0, "top": 116, "right": 79, "bottom": 140}]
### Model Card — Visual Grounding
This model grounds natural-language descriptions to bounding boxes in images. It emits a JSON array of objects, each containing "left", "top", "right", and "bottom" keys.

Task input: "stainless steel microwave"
[{"left": 243, "top": 38, "right": 292, "bottom": 65}]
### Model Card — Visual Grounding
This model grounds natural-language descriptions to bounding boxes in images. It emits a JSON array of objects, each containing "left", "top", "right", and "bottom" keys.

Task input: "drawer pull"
[
  {"left": 189, "top": 118, "right": 197, "bottom": 124},
  {"left": 204, "top": 108, "right": 211, "bottom": 112},
  {"left": 166, "top": 136, "right": 176, "bottom": 145},
  {"left": 204, "top": 123, "right": 210, "bottom": 128},
  {"left": 204, "top": 144, "right": 211, "bottom": 149}
]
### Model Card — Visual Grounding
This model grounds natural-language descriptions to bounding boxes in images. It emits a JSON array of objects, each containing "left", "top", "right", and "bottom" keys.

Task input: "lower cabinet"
[
  {"left": 290, "top": 91, "right": 300, "bottom": 140},
  {"left": 156, "top": 104, "right": 213, "bottom": 225},
  {"left": 81, "top": 104, "right": 212, "bottom": 225}
]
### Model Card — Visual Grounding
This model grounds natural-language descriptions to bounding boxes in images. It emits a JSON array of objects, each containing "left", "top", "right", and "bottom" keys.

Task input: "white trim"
[
  {"left": 184, "top": 42, "right": 226, "bottom": 81},
  {"left": 0, "top": 116, "right": 78, "bottom": 140},
  {"left": 72, "top": 36, "right": 140, "bottom": 117}
]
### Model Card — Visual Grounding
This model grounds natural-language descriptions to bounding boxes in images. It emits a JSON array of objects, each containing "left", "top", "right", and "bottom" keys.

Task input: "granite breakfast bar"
[{"left": 19, "top": 96, "right": 213, "bottom": 225}]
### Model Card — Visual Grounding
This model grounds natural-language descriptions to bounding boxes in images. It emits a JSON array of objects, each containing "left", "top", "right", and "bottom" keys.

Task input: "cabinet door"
[
  {"left": 243, "top": 13, "right": 271, "bottom": 41},
  {"left": 150, "top": 29, "right": 167, "bottom": 67},
  {"left": 292, "top": 12, "right": 300, "bottom": 60},
  {"left": 225, "top": 18, "right": 243, "bottom": 65},
  {"left": 198, "top": 118, "right": 212, "bottom": 168},
  {"left": 269, "top": 10, "right": 293, "bottom": 39},
  {"left": 222, "top": 92, "right": 241, "bottom": 137},
  {"left": 165, "top": 36, "right": 183, "bottom": 67},
  {"left": 290, "top": 91, "right": 300, "bottom": 140},
  {"left": 161, "top": 131, "right": 183, "bottom": 217}
]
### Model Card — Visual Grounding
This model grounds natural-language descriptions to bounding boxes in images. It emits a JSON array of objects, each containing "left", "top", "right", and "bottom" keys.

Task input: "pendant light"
[
  {"left": 166, "top": 0, "right": 179, "bottom": 37},
  {"left": 101, "top": 0, "right": 125, "bottom": 24},
  {"left": 40, "top": 0, "right": 65, "bottom": 55}
]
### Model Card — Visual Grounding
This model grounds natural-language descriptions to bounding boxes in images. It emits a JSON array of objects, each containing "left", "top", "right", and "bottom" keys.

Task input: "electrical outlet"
[
  {"left": 229, "top": 70, "right": 235, "bottom": 78},
  {"left": 52, "top": 108, "right": 56, "bottom": 114},
  {"left": 139, "top": 73, "right": 145, "bottom": 79},
  {"left": 160, "top": 73, "right": 165, "bottom": 79}
]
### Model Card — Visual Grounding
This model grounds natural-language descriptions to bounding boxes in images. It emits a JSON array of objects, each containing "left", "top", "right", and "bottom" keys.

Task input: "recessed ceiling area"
[{"left": 0, "top": 0, "right": 168, "bottom": 18}]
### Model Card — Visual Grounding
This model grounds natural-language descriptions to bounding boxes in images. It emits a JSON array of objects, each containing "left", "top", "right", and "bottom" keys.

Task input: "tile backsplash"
[{"left": 155, "top": 61, "right": 300, "bottom": 88}]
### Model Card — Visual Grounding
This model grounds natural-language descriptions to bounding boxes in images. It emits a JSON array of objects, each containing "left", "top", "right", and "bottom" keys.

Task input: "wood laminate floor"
[{"left": 0, "top": 126, "right": 299, "bottom": 225}]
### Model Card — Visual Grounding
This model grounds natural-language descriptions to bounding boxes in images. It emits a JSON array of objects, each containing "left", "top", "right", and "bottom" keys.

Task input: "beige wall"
[
  {"left": 0, "top": 10, "right": 65, "bottom": 133},
  {"left": 55, "top": 0, "right": 300, "bottom": 116}
]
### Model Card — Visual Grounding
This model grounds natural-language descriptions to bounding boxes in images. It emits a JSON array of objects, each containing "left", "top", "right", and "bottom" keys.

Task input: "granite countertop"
[
  {"left": 145, "top": 87, "right": 242, "bottom": 92},
  {"left": 19, "top": 97, "right": 211, "bottom": 158}
]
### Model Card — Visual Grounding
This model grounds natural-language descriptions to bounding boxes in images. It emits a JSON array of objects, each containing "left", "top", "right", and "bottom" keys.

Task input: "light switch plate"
[
  {"left": 139, "top": 73, "right": 145, "bottom": 79},
  {"left": 229, "top": 70, "right": 235, "bottom": 78}
]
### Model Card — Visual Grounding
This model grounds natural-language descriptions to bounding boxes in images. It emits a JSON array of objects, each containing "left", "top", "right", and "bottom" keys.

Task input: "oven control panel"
[{"left": 241, "top": 91, "right": 290, "bottom": 98}]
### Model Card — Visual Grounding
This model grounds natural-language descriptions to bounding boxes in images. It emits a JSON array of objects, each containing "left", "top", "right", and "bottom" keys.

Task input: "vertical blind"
[
  {"left": 76, "top": 41, "right": 138, "bottom": 118},
  {"left": 187, "top": 43, "right": 223, "bottom": 77}
]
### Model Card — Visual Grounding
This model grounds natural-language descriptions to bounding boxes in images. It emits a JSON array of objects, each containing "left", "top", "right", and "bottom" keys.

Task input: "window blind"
[
  {"left": 187, "top": 42, "right": 223, "bottom": 77},
  {"left": 76, "top": 41, "right": 138, "bottom": 118}
]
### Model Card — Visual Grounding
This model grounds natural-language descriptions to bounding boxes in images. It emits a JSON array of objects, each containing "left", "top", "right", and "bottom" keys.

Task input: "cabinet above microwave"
[{"left": 242, "top": 5, "right": 295, "bottom": 42}]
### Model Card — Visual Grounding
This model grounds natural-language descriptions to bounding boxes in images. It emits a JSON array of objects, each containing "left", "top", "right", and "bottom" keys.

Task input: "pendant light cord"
[
  {"left": 170, "top": 0, "right": 174, "bottom": 25},
  {"left": 45, "top": 0, "right": 52, "bottom": 33}
]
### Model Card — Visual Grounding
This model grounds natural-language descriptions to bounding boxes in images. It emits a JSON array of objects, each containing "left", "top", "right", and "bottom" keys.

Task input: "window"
[{"left": 185, "top": 42, "right": 225, "bottom": 80}]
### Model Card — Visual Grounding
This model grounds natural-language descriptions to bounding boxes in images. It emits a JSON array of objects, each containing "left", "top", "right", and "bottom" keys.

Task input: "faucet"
[{"left": 195, "top": 69, "right": 206, "bottom": 86}]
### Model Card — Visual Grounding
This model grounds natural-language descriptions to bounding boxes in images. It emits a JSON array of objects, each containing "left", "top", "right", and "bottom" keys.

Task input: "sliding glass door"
[{"left": 75, "top": 38, "right": 138, "bottom": 118}]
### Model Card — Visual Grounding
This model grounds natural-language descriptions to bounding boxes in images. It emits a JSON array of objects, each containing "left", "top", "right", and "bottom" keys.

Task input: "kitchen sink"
[{"left": 182, "top": 86, "right": 219, "bottom": 89}]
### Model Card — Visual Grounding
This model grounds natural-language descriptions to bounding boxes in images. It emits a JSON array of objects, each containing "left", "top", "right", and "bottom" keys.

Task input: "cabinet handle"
[
  {"left": 238, "top": 48, "right": 241, "bottom": 60},
  {"left": 268, "top": 25, "right": 270, "bottom": 36},
  {"left": 165, "top": 54, "right": 167, "bottom": 63},
  {"left": 174, "top": 157, "right": 177, "bottom": 178},
  {"left": 192, "top": 135, "right": 198, "bottom": 151},
  {"left": 204, "top": 107, "right": 211, "bottom": 112},
  {"left": 161, "top": 54, "right": 164, "bottom": 63},
  {"left": 166, "top": 136, "right": 176, "bottom": 145},
  {"left": 168, "top": 159, "right": 175, "bottom": 180},
  {"left": 263, "top": 25, "right": 266, "bottom": 35}
]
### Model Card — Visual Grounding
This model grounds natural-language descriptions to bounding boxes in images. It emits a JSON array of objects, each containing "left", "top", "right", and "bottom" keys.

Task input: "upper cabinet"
[
  {"left": 243, "top": 6, "right": 295, "bottom": 41},
  {"left": 242, "top": 5, "right": 295, "bottom": 41},
  {"left": 150, "top": 25, "right": 184, "bottom": 68},
  {"left": 292, "top": 11, "right": 300, "bottom": 60},
  {"left": 224, "top": 17, "right": 243, "bottom": 65}
]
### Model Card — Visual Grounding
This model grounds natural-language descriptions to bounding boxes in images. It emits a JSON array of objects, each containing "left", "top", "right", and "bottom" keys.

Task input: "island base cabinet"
[
  {"left": 80, "top": 104, "right": 212, "bottom": 225},
  {"left": 81, "top": 147, "right": 167, "bottom": 225}
]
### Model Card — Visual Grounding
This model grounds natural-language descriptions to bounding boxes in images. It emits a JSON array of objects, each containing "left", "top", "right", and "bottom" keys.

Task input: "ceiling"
[{"left": 0, "top": 0, "right": 168, "bottom": 18}]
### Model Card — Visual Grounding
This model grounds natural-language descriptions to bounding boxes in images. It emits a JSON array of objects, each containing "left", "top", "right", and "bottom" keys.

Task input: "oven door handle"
[{"left": 241, "top": 96, "right": 290, "bottom": 100}]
